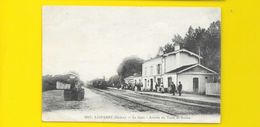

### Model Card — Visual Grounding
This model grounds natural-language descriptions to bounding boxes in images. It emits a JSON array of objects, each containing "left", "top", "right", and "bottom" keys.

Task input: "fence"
[{"left": 206, "top": 83, "right": 220, "bottom": 96}]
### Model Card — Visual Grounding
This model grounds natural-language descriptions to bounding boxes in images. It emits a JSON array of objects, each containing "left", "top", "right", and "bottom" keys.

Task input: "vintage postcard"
[{"left": 42, "top": 6, "right": 221, "bottom": 123}]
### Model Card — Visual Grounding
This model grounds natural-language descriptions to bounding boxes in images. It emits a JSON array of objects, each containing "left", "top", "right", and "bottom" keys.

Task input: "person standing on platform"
[
  {"left": 177, "top": 81, "right": 183, "bottom": 96},
  {"left": 171, "top": 81, "right": 176, "bottom": 96}
]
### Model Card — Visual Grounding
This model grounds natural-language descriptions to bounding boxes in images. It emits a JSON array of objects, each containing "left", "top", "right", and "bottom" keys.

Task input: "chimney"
[
  {"left": 174, "top": 42, "right": 180, "bottom": 51},
  {"left": 157, "top": 47, "right": 164, "bottom": 56}
]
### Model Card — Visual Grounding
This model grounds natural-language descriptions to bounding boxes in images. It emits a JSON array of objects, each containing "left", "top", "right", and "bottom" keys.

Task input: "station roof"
[
  {"left": 166, "top": 64, "right": 196, "bottom": 74},
  {"left": 166, "top": 64, "right": 217, "bottom": 74}
]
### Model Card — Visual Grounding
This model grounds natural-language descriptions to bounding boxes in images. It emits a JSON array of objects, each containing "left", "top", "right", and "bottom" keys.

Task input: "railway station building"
[{"left": 141, "top": 43, "right": 218, "bottom": 94}]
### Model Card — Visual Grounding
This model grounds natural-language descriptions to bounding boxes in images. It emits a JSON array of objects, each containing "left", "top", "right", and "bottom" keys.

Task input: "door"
[
  {"left": 144, "top": 79, "right": 147, "bottom": 88},
  {"left": 157, "top": 78, "right": 161, "bottom": 85},
  {"left": 168, "top": 77, "right": 172, "bottom": 88},
  {"left": 150, "top": 79, "right": 153, "bottom": 91},
  {"left": 193, "top": 78, "right": 199, "bottom": 93}
]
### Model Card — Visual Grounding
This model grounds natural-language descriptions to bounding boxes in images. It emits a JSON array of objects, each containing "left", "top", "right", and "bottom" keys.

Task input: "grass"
[{"left": 42, "top": 90, "right": 83, "bottom": 112}]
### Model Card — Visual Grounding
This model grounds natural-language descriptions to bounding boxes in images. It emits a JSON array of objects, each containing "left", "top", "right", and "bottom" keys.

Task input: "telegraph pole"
[{"left": 198, "top": 47, "right": 201, "bottom": 65}]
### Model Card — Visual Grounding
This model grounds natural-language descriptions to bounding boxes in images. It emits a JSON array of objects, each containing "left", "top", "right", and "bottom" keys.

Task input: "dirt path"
[
  {"left": 42, "top": 87, "right": 168, "bottom": 122},
  {"left": 42, "top": 87, "right": 220, "bottom": 122}
]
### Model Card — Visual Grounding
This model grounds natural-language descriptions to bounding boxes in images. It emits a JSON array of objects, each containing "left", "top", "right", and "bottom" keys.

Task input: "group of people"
[
  {"left": 127, "top": 79, "right": 183, "bottom": 96},
  {"left": 170, "top": 81, "right": 183, "bottom": 96},
  {"left": 154, "top": 81, "right": 183, "bottom": 96},
  {"left": 155, "top": 83, "right": 165, "bottom": 93}
]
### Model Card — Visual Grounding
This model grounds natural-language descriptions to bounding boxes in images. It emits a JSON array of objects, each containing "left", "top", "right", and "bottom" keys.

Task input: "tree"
[
  {"left": 183, "top": 26, "right": 196, "bottom": 52},
  {"left": 172, "top": 34, "right": 184, "bottom": 46},
  {"left": 203, "top": 21, "right": 221, "bottom": 73},
  {"left": 162, "top": 20, "right": 221, "bottom": 73},
  {"left": 117, "top": 56, "right": 144, "bottom": 84},
  {"left": 107, "top": 75, "right": 120, "bottom": 88},
  {"left": 183, "top": 21, "right": 220, "bottom": 73},
  {"left": 163, "top": 44, "right": 174, "bottom": 54},
  {"left": 163, "top": 34, "right": 184, "bottom": 54},
  {"left": 42, "top": 73, "right": 81, "bottom": 92}
]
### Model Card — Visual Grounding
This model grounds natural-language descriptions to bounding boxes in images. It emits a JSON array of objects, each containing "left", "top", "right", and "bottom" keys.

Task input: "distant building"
[
  {"left": 124, "top": 73, "right": 142, "bottom": 86},
  {"left": 141, "top": 43, "right": 217, "bottom": 94}
]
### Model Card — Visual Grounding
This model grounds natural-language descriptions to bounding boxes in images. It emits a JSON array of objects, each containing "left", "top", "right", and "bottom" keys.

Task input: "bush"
[{"left": 42, "top": 74, "right": 82, "bottom": 92}]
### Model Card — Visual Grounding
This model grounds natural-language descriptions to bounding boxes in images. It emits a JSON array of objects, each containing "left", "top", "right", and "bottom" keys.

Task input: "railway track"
[
  {"left": 89, "top": 88, "right": 220, "bottom": 116},
  {"left": 108, "top": 88, "right": 220, "bottom": 109},
  {"left": 91, "top": 88, "right": 177, "bottom": 116}
]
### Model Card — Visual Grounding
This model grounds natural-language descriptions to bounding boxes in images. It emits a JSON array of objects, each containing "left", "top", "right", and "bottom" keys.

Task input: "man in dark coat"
[
  {"left": 177, "top": 81, "right": 183, "bottom": 96},
  {"left": 155, "top": 82, "right": 159, "bottom": 92},
  {"left": 171, "top": 81, "right": 176, "bottom": 96}
]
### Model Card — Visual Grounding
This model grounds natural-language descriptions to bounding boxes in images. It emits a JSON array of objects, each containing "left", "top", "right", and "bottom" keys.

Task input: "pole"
[{"left": 198, "top": 47, "right": 201, "bottom": 64}]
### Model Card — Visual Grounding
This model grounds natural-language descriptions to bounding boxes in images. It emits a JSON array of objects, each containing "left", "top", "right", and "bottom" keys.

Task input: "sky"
[{"left": 42, "top": 6, "right": 221, "bottom": 81}]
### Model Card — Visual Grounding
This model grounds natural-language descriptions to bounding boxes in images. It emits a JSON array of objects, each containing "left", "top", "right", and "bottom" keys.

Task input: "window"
[
  {"left": 205, "top": 77, "right": 208, "bottom": 82},
  {"left": 150, "top": 66, "right": 153, "bottom": 75},
  {"left": 157, "top": 64, "right": 161, "bottom": 74}
]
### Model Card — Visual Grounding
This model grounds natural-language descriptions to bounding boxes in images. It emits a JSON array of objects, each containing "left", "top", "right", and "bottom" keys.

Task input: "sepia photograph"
[{"left": 42, "top": 6, "right": 221, "bottom": 123}]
